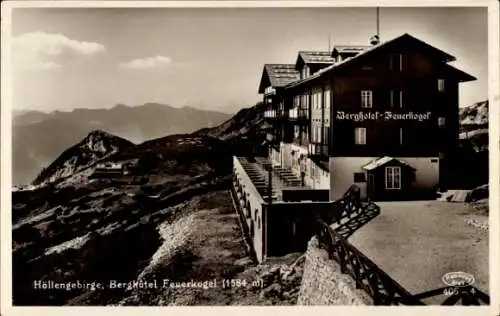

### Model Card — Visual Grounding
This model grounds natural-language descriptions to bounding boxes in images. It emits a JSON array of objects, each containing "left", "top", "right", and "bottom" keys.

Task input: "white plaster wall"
[
  {"left": 280, "top": 143, "right": 292, "bottom": 168},
  {"left": 329, "top": 157, "right": 440, "bottom": 200},
  {"left": 306, "top": 159, "right": 330, "bottom": 190},
  {"left": 269, "top": 147, "right": 281, "bottom": 166},
  {"left": 329, "top": 157, "right": 373, "bottom": 200},
  {"left": 233, "top": 157, "right": 265, "bottom": 262},
  {"left": 403, "top": 157, "right": 440, "bottom": 190},
  {"left": 289, "top": 144, "right": 308, "bottom": 179}
]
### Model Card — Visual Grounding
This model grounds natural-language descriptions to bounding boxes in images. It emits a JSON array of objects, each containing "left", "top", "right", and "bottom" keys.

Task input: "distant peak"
[
  {"left": 86, "top": 129, "right": 114, "bottom": 138},
  {"left": 142, "top": 102, "right": 170, "bottom": 108}
]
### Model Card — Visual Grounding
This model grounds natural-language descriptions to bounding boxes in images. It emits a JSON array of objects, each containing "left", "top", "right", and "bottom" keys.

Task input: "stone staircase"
[
  {"left": 238, "top": 157, "right": 280, "bottom": 201},
  {"left": 254, "top": 157, "right": 303, "bottom": 188}
]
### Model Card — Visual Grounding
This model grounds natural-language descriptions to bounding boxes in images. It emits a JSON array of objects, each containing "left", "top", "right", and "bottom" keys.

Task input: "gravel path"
[{"left": 347, "top": 201, "right": 489, "bottom": 300}]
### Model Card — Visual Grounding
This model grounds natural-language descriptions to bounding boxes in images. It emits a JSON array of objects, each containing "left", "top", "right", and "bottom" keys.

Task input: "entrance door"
[{"left": 367, "top": 174, "right": 375, "bottom": 200}]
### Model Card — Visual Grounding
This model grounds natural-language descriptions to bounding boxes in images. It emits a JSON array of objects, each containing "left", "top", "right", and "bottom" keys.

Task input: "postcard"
[{"left": 1, "top": 1, "right": 499, "bottom": 316}]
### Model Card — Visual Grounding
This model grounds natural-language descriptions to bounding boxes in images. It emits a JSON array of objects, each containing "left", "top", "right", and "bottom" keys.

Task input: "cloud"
[
  {"left": 31, "top": 62, "right": 62, "bottom": 70},
  {"left": 12, "top": 31, "right": 106, "bottom": 71},
  {"left": 119, "top": 55, "right": 173, "bottom": 69}
]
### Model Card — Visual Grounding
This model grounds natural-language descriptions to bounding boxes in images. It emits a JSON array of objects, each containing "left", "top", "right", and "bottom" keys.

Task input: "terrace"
[{"left": 236, "top": 156, "right": 310, "bottom": 202}]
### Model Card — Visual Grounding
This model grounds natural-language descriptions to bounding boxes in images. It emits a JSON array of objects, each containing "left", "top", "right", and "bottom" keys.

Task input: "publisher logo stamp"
[{"left": 442, "top": 272, "right": 475, "bottom": 287}]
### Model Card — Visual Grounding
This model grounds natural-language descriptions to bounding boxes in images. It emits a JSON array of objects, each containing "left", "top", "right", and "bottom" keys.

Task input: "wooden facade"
[{"left": 258, "top": 33, "right": 475, "bottom": 200}]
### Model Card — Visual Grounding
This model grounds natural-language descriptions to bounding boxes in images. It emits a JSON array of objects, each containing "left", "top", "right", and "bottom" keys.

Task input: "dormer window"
[{"left": 301, "top": 66, "right": 310, "bottom": 79}]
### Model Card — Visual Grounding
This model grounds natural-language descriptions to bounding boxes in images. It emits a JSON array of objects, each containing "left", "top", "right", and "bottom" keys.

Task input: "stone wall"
[
  {"left": 297, "top": 237, "right": 372, "bottom": 305},
  {"left": 233, "top": 156, "right": 265, "bottom": 262}
]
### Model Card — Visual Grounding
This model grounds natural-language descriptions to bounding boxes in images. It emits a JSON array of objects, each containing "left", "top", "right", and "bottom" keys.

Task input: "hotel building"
[{"left": 259, "top": 33, "right": 475, "bottom": 201}]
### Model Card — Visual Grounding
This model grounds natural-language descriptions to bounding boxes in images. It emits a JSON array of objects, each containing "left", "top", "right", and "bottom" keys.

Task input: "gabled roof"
[
  {"left": 443, "top": 64, "right": 476, "bottom": 82},
  {"left": 296, "top": 51, "right": 336, "bottom": 67},
  {"left": 286, "top": 33, "right": 464, "bottom": 89},
  {"left": 362, "top": 156, "right": 415, "bottom": 171},
  {"left": 331, "top": 45, "right": 371, "bottom": 57},
  {"left": 258, "top": 64, "right": 299, "bottom": 93}
]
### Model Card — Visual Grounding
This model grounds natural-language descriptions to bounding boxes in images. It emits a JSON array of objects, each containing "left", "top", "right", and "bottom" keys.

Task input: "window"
[
  {"left": 323, "top": 127, "right": 329, "bottom": 144},
  {"left": 385, "top": 166, "right": 401, "bottom": 189},
  {"left": 301, "top": 66, "right": 310, "bottom": 79},
  {"left": 354, "top": 172, "right": 366, "bottom": 182},
  {"left": 324, "top": 88, "right": 331, "bottom": 110},
  {"left": 438, "top": 117, "right": 446, "bottom": 127},
  {"left": 302, "top": 93, "right": 309, "bottom": 110},
  {"left": 389, "top": 54, "right": 403, "bottom": 71},
  {"left": 294, "top": 95, "right": 300, "bottom": 107},
  {"left": 355, "top": 127, "right": 366, "bottom": 145},
  {"left": 318, "top": 90, "right": 323, "bottom": 109},
  {"left": 399, "top": 128, "right": 403, "bottom": 145},
  {"left": 294, "top": 126, "right": 300, "bottom": 138},
  {"left": 390, "top": 90, "right": 403, "bottom": 108},
  {"left": 438, "top": 79, "right": 445, "bottom": 92},
  {"left": 312, "top": 91, "right": 322, "bottom": 110},
  {"left": 361, "top": 90, "right": 373, "bottom": 108},
  {"left": 314, "top": 126, "right": 321, "bottom": 143}
]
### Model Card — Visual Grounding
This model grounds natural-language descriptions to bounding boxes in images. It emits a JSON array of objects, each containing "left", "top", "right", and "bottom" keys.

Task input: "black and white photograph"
[{"left": 1, "top": 1, "right": 499, "bottom": 313}]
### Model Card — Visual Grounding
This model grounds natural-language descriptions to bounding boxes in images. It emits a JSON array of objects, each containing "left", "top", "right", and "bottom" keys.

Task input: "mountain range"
[{"left": 13, "top": 103, "right": 232, "bottom": 185}]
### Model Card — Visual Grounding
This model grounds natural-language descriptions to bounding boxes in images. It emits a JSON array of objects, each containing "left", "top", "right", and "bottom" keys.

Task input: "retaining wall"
[{"left": 297, "top": 237, "right": 372, "bottom": 305}]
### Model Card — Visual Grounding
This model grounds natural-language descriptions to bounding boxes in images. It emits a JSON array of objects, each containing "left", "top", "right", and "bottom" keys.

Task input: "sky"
[{"left": 11, "top": 7, "right": 488, "bottom": 114}]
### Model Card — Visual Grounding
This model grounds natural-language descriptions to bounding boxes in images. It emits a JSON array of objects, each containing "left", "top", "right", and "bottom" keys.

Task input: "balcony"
[
  {"left": 264, "top": 110, "right": 277, "bottom": 119},
  {"left": 288, "top": 108, "right": 308, "bottom": 122},
  {"left": 308, "top": 143, "right": 329, "bottom": 158},
  {"left": 264, "top": 87, "right": 276, "bottom": 96},
  {"left": 293, "top": 135, "right": 309, "bottom": 147}
]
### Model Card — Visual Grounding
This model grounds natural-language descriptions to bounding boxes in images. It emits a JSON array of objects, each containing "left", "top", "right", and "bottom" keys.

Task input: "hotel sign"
[{"left": 336, "top": 111, "right": 432, "bottom": 122}]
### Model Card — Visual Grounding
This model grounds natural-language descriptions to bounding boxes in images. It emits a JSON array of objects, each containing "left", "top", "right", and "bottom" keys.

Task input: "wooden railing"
[{"left": 315, "top": 184, "right": 490, "bottom": 305}]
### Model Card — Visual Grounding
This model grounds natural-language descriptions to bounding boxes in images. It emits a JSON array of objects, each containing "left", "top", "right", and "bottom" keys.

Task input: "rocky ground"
[
  {"left": 13, "top": 174, "right": 305, "bottom": 306},
  {"left": 12, "top": 101, "right": 282, "bottom": 306}
]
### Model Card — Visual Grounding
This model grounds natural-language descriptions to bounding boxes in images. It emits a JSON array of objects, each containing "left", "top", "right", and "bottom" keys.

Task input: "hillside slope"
[
  {"left": 13, "top": 103, "right": 232, "bottom": 185},
  {"left": 32, "top": 130, "right": 134, "bottom": 185},
  {"left": 459, "top": 100, "right": 488, "bottom": 129},
  {"left": 459, "top": 100, "right": 489, "bottom": 152},
  {"left": 12, "top": 101, "right": 304, "bottom": 306}
]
